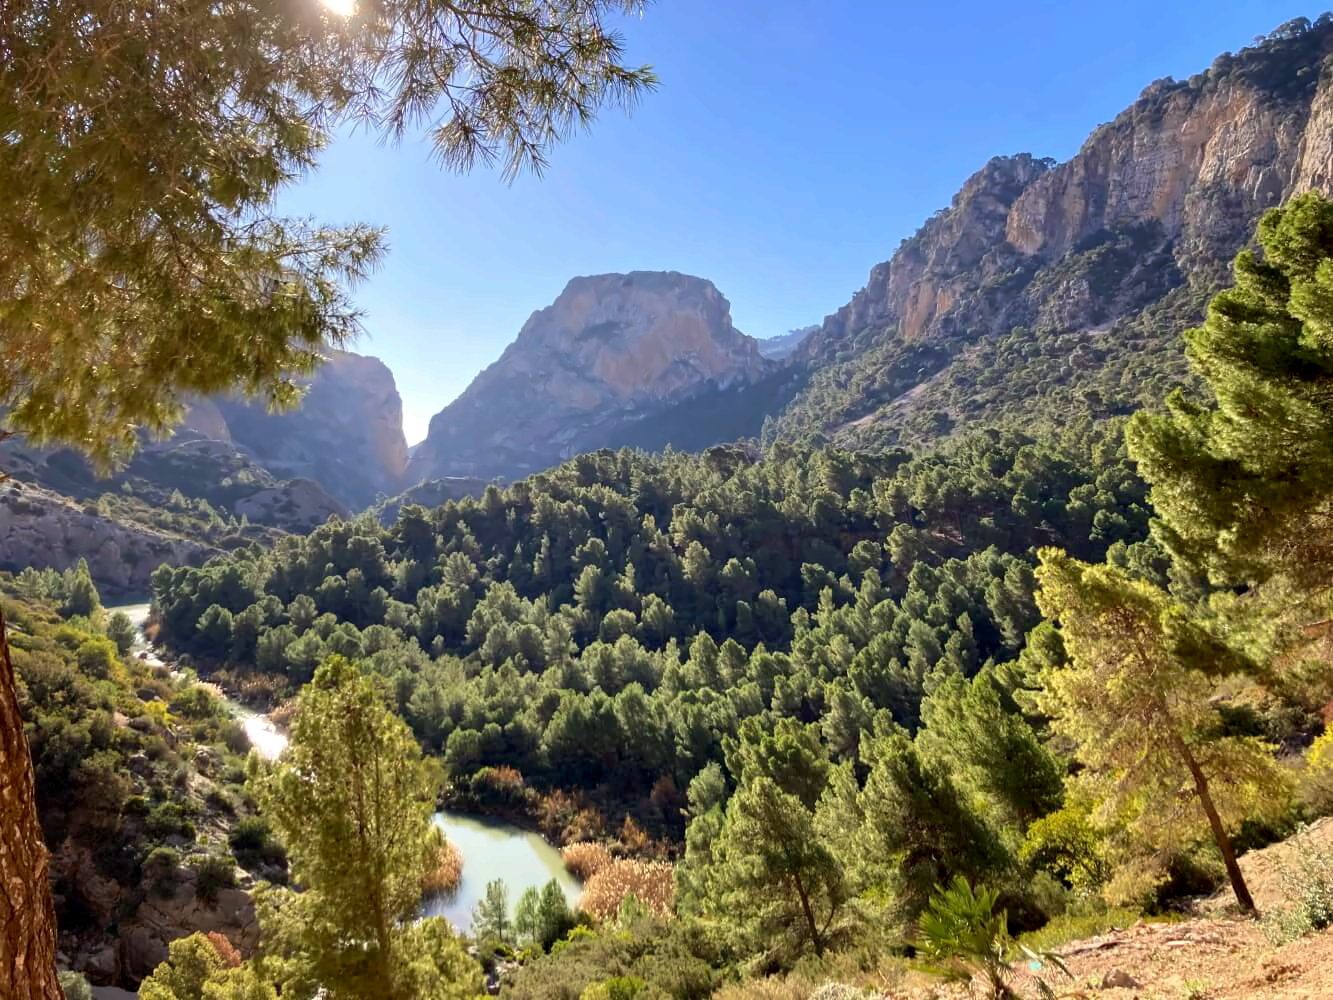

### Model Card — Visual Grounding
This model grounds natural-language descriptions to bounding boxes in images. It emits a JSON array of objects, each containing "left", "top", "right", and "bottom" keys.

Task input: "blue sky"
[{"left": 279, "top": 1, "right": 1313, "bottom": 443}]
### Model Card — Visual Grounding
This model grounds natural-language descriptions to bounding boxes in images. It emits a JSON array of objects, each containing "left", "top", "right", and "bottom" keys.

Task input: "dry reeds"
[
  {"left": 421, "top": 828, "right": 463, "bottom": 897},
  {"left": 268, "top": 697, "right": 298, "bottom": 730},
  {"left": 561, "top": 841, "right": 613, "bottom": 881},
  {"left": 578, "top": 859, "right": 674, "bottom": 921}
]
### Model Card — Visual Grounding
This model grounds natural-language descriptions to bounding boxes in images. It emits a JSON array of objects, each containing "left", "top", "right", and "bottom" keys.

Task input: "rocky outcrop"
[
  {"left": 53, "top": 842, "right": 258, "bottom": 987},
  {"left": 784, "top": 20, "right": 1333, "bottom": 440},
  {"left": 233, "top": 478, "right": 350, "bottom": 531},
  {"left": 0, "top": 482, "right": 211, "bottom": 594},
  {"left": 408, "top": 272, "right": 773, "bottom": 481},
  {"left": 200, "top": 350, "right": 410, "bottom": 509}
]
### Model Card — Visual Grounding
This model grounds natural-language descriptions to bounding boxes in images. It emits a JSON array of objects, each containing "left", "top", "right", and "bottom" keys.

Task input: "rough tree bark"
[{"left": 0, "top": 603, "right": 63, "bottom": 1000}]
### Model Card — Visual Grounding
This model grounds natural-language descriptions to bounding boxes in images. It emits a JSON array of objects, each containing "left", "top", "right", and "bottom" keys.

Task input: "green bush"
[
  {"left": 58, "top": 970, "right": 92, "bottom": 1000},
  {"left": 1262, "top": 825, "right": 1333, "bottom": 944},
  {"left": 229, "top": 815, "right": 286, "bottom": 868},
  {"left": 144, "top": 846, "right": 181, "bottom": 898},
  {"left": 144, "top": 800, "right": 196, "bottom": 841},
  {"left": 194, "top": 854, "right": 237, "bottom": 905}
]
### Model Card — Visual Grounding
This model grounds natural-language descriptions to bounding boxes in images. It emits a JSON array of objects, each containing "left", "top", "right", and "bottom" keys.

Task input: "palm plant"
[{"left": 916, "top": 878, "right": 1070, "bottom": 1000}]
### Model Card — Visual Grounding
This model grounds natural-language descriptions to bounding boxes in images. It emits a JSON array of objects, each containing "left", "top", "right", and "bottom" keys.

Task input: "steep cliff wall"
[
  {"left": 204, "top": 350, "right": 410, "bottom": 509},
  {"left": 776, "top": 21, "right": 1333, "bottom": 445}
]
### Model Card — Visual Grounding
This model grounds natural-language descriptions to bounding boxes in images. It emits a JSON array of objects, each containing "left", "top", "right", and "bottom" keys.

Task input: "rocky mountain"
[
  {"left": 408, "top": 271, "right": 778, "bottom": 482},
  {"left": 0, "top": 482, "right": 214, "bottom": 595},
  {"left": 768, "top": 18, "right": 1333, "bottom": 447},
  {"left": 183, "top": 350, "right": 409, "bottom": 509},
  {"left": 406, "top": 22, "right": 1333, "bottom": 482}
]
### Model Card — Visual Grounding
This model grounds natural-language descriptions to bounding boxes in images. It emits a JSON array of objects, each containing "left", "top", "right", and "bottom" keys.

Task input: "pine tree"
[
  {"left": 849, "top": 727, "right": 1009, "bottom": 925},
  {"left": 697, "top": 775, "right": 846, "bottom": 959},
  {"left": 1034, "top": 549, "right": 1290, "bottom": 912},
  {"left": 471, "top": 879, "right": 511, "bottom": 943},
  {"left": 251, "top": 656, "right": 479, "bottom": 999},
  {"left": 1127, "top": 192, "right": 1333, "bottom": 588}
]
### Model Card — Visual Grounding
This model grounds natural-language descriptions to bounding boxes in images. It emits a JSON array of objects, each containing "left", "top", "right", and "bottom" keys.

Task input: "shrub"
[
  {"left": 205, "top": 931, "right": 241, "bottom": 968},
  {"left": 579, "top": 975, "right": 646, "bottom": 1000},
  {"left": 916, "top": 878, "right": 1069, "bottom": 1000},
  {"left": 144, "top": 800, "right": 196, "bottom": 841},
  {"left": 562, "top": 842, "right": 613, "bottom": 881},
  {"left": 194, "top": 854, "right": 237, "bottom": 906},
  {"left": 469, "top": 765, "right": 532, "bottom": 808},
  {"left": 229, "top": 815, "right": 286, "bottom": 869},
  {"left": 807, "top": 986, "right": 878, "bottom": 1000},
  {"left": 144, "top": 846, "right": 181, "bottom": 898},
  {"left": 579, "top": 860, "right": 674, "bottom": 922},
  {"left": 58, "top": 970, "right": 92, "bottom": 1000},
  {"left": 1261, "top": 824, "right": 1333, "bottom": 944}
]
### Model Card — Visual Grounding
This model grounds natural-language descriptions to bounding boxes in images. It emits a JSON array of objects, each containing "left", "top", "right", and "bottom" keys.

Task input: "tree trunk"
[
  {"left": 0, "top": 605, "right": 63, "bottom": 1000},
  {"left": 790, "top": 871, "right": 824, "bottom": 956},
  {"left": 1177, "top": 737, "right": 1257, "bottom": 915}
]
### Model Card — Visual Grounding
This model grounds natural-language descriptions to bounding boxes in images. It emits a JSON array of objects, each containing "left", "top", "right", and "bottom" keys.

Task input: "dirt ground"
[{"left": 897, "top": 818, "right": 1333, "bottom": 999}]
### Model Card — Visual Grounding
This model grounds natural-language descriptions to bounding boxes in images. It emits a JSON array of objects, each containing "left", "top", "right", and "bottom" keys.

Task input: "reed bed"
[
  {"left": 579, "top": 859, "right": 674, "bottom": 921},
  {"left": 421, "top": 829, "right": 463, "bottom": 897},
  {"left": 561, "top": 841, "right": 613, "bottom": 881}
]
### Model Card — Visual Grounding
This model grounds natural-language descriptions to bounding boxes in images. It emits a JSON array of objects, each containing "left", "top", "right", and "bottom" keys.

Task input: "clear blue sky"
[{"left": 279, "top": 1, "right": 1314, "bottom": 444}]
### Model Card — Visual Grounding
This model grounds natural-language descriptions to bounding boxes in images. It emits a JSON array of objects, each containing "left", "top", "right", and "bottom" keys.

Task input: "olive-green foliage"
[
  {"left": 1034, "top": 551, "right": 1290, "bottom": 910},
  {"left": 139, "top": 932, "right": 277, "bottom": 1000},
  {"left": 5, "top": 580, "right": 260, "bottom": 938},
  {"left": 154, "top": 429, "right": 1151, "bottom": 833},
  {"left": 915, "top": 879, "right": 1014, "bottom": 1000},
  {"left": 251, "top": 655, "right": 479, "bottom": 1000},
  {"left": 58, "top": 971, "right": 92, "bottom": 1000},
  {"left": 848, "top": 729, "right": 1010, "bottom": 925},
  {"left": 1129, "top": 191, "right": 1333, "bottom": 589},
  {"left": 473, "top": 878, "right": 512, "bottom": 943},
  {"left": 2, "top": 0, "right": 653, "bottom": 467},
  {"left": 106, "top": 610, "right": 138, "bottom": 655},
  {"left": 502, "top": 912, "right": 720, "bottom": 1000},
  {"left": 513, "top": 879, "right": 578, "bottom": 952},
  {"left": 694, "top": 775, "right": 847, "bottom": 959}
]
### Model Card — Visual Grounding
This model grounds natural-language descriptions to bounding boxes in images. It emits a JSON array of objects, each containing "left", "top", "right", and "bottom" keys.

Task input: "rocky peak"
[{"left": 407, "top": 272, "right": 771, "bottom": 481}]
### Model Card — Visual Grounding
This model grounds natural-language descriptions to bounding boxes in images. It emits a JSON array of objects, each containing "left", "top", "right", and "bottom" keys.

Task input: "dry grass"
[
  {"left": 268, "top": 697, "right": 299, "bottom": 730},
  {"left": 562, "top": 841, "right": 613, "bottom": 881},
  {"left": 421, "top": 828, "right": 463, "bottom": 898},
  {"left": 579, "top": 859, "right": 674, "bottom": 921}
]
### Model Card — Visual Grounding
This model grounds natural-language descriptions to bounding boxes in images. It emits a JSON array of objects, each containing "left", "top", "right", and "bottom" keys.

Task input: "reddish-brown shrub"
[
  {"left": 421, "top": 828, "right": 463, "bottom": 897},
  {"left": 205, "top": 932, "right": 241, "bottom": 968}
]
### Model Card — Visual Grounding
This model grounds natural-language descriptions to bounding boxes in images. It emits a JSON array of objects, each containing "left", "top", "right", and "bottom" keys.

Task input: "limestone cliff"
[
  {"left": 775, "top": 19, "right": 1333, "bottom": 444},
  {"left": 408, "top": 272, "right": 774, "bottom": 481},
  {"left": 0, "top": 483, "right": 212, "bottom": 594},
  {"left": 198, "top": 350, "right": 410, "bottom": 509}
]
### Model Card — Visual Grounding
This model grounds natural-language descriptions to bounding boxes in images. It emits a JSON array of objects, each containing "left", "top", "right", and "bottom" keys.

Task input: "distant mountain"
[
  {"left": 183, "top": 350, "right": 409, "bottom": 509},
  {"left": 757, "top": 325, "right": 817, "bottom": 361},
  {"left": 0, "top": 349, "right": 408, "bottom": 590},
  {"left": 407, "top": 271, "right": 780, "bottom": 482}
]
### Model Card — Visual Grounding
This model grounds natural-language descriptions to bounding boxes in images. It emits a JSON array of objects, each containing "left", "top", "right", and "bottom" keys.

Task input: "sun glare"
[{"left": 320, "top": 0, "right": 355, "bottom": 16}]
